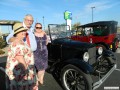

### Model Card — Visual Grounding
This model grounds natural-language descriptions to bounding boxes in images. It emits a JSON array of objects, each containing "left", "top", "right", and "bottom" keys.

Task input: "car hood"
[{"left": 52, "top": 38, "right": 95, "bottom": 49}]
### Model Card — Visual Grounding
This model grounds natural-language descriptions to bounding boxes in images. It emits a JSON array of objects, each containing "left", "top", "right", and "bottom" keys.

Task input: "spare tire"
[{"left": 112, "top": 38, "right": 119, "bottom": 52}]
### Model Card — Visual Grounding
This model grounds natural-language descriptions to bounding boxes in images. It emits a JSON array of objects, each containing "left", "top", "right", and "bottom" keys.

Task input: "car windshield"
[{"left": 48, "top": 24, "right": 72, "bottom": 40}]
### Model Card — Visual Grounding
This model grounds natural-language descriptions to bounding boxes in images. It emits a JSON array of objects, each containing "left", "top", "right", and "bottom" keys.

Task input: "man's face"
[{"left": 24, "top": 16, "right": 34, "bottom": 29}]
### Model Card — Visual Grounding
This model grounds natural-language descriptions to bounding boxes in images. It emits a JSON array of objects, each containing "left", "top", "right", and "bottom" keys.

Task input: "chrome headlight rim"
[
  {"left": 98, "top": 47, "right": 103, "bottom": 55},
  {"left": 83, "top": 52, "right": 89, "bottom": 62}
]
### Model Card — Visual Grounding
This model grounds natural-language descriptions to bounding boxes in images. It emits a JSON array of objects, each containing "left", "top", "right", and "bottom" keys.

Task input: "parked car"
[
  {"left": 71, "top": 21, "right": 119, "bottom": 52},
  {"left": 0, "top": 21, "right": 117, "bottom": 90},
  {"left": 0, "top": 20, "right": 21, "bottom": 34},
  {"left": 47, "top": 24, "right": 117, "bottom": 90}
]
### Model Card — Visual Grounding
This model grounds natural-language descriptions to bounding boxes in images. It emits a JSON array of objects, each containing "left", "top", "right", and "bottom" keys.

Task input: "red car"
[{"left": 71, "top": 21, "right": 119, "bottom": 52}]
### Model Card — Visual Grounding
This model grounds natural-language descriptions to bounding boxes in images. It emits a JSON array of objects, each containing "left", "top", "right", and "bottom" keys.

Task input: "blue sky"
[{"left": 0, "top": 0, "right": 120, "bottom": 33}]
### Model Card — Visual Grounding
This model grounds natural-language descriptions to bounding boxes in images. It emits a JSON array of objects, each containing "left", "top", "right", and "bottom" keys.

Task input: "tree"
[
  {"left": 72, "top": 22, "right": 81, "bottom": 30},
  {"left": 0, "top": 36, "right": 6, "bottom": 55}
]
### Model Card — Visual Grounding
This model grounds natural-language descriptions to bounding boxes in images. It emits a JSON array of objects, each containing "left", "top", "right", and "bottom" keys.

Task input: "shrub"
[
  {"left": 0, "top": 49, "right": 5, "bottom": 55},
  {"left": 0, "top": 36, "right": 7, "bottom": 49}
]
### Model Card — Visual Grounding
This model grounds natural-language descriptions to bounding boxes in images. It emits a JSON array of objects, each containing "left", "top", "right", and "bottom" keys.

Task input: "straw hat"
[{"left": 13, "top": 23, "right": 28, "bottom": 35}]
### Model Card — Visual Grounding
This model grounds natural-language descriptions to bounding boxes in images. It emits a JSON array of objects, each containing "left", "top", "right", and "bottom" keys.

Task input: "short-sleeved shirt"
[{"left": 6, "top": 42, "right": 36, "bottom": 87}]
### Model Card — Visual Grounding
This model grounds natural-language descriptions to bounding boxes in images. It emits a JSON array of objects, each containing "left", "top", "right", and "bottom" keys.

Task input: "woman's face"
[
  {"left": 35, "top": 24, "right": 42, "bottom": 33},
  {"left": 16, "top": 31, "right": 27, "bottom": 39}
]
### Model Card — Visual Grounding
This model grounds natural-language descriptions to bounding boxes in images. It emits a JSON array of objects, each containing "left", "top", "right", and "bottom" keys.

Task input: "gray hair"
[{"left": 24, "top": 14, "right": 34, "bottom": 20}]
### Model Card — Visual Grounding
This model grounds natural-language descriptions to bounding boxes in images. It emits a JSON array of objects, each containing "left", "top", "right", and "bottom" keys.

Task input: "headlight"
[
  {"left": 83, "top": 52, "right": 89, "bottom": 62},
  {"left": 98, "top": 47, "right": 103, "bottom": 55}
]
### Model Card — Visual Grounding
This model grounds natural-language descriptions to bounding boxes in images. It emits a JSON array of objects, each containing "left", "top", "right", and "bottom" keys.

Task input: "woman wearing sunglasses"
[{"left": 34, "top": 23, "right": 48, "bottom": 85}]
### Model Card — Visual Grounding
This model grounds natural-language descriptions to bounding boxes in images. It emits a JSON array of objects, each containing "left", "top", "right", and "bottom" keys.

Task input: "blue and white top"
[{"left": 6, "top": 22, "right": 37, "bottom": 51}]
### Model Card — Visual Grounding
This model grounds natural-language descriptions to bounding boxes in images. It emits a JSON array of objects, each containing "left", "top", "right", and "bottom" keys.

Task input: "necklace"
[{"left": 35, "top": 32, "right": 44, "bottom": 37}]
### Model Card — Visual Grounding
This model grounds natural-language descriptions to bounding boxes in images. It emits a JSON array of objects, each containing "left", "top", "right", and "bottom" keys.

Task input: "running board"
[{"left": 92, "top": 64, "right": 117, "bottom": 90}]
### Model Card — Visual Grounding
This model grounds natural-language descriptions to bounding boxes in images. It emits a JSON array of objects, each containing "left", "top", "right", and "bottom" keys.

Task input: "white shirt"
[{"left": 6, "top": 22, "right": 37, "bottom": 51}]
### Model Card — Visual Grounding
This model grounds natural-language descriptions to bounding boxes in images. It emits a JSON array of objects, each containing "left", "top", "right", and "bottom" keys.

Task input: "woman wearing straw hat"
[{"left": 5, "top": 23, "right": 38, "bottom": 90}]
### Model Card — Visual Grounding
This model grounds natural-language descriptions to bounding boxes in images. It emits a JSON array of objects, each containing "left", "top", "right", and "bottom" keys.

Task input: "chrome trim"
[{"left": 93, "top": 64, "right": 117, "bottom": 90}]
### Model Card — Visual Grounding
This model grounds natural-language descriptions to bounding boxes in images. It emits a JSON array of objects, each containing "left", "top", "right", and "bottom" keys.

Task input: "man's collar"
[{"left": 23, "top": 22, "right": 27, "bottom": 28}]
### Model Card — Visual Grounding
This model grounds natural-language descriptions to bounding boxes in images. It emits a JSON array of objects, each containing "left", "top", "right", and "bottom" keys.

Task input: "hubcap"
[{"left": 63, "top": 69, "right": 87, "bottom": 90}]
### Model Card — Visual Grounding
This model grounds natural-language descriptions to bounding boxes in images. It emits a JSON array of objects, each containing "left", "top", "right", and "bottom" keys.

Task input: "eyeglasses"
[
  {"left": 25, "top": 19, "right": 34, "bottom": 22},
  {"left": 36, "top": 27, "right": 42, "bottom": 29}
]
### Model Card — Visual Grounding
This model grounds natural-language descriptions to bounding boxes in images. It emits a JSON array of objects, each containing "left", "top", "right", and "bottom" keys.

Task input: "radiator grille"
[{"left": 88, "top": 47, "right": 96, "bottom": 64}]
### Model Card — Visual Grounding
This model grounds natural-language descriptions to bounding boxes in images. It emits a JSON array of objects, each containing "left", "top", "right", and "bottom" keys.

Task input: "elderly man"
[{"left": 6, "top": 14, "right": 37, "bottom": 51}]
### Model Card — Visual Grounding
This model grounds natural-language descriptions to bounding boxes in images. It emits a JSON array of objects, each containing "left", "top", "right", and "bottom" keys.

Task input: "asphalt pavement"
[
  {"left": 97, "top": 52, "right": 120, "bottom": 90},
  {"left": 0, "top": 51, "right": 120, "bottom": 90},
  {"left": 40, "top": 52, "right": 120, "bottom": 90}
]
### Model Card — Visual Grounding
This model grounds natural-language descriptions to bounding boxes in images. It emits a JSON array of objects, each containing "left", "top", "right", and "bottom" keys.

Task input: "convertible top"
[
  {"left": 0, "top": 20, "right": 21, "bottom": 25},
  {"left": 78, "top": 21, "right": 118, "bottom": 28}
]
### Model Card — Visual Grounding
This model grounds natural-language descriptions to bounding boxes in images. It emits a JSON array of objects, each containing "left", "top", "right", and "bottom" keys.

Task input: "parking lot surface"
[{"left": 0, "top": 52, "right": 120, "bottom": 90}]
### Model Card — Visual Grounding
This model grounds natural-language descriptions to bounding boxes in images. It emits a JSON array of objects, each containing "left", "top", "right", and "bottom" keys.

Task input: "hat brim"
[{"left": 14, "top": 28, "right": 28, "bottom": 35}]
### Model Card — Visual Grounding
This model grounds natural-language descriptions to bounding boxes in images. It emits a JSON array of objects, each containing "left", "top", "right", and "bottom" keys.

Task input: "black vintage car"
[
  {"left": 0, "top": 21, "right": 117, "bottom": 90},
  {"left": 47, "top": 24, "right": 117, "bottom": 90}
]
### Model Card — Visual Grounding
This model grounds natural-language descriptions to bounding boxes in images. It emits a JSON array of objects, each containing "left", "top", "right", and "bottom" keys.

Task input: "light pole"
[
  {"left": 43, "top": 16, "right": 45, "bottom": 30},
  {"left": 91, "top": 6, "right": 95, "bottom": 22}
]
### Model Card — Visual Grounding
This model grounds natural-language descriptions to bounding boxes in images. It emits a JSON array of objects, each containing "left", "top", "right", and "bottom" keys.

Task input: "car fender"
[
  {"left": 96, "top": 42, "right": 109, "bottom": 49},
  {"left": 61, "top": 59, "right": 94, "bottom": 74},
  {"left": 102, "top": 50, "right": 116, "bottom": 60}
]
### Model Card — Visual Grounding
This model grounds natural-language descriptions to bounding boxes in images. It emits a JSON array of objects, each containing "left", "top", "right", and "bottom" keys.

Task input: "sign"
[{"left": 64, "top": 11, "right": 72, "bottom": 20}]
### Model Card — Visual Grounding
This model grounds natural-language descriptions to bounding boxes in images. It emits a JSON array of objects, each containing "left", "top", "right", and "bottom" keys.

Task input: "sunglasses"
[{"left": 36, "top": 27, "right": 42, "bottom": 29}]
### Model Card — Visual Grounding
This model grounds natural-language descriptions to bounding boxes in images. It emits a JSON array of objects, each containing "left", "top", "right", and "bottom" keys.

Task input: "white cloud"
[
  {"left": 74, "top": 0, "right": 120, "bottom": 20},
  {"left": 84, "top": 0, "right": 120, "bottom": 13},
  {"left": 0, "top": 0, "right": 30, "bottom": 8}
]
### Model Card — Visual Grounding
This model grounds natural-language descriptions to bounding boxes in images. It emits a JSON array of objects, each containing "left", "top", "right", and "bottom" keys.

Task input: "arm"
[
  {"left": 15, "top": 55, "right": 28, "bottom": 70},
  {"left": 45, "top": 33, "right": 49, "bottom": 45},
  {"left": 6, "top": 31, "right": 14, "bottom": 44},
  {"left": 13, "top": 43, "right": 28, "bottom": 70},
  {"left": 6, "top": 44, "right": 28, "bottom": 81}
]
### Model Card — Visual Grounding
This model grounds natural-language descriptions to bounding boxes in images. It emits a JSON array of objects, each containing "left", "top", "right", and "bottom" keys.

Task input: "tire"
[
  {"left": 112, "top": 39, "right": 119, "bottom": 52},
  {"left": 0, "top": 67, "right": 10, "bottom": 90},
  {"left": 60, "top": 64, "right": 93, "bottom": 90},
  {"left": 93, "top": 56, "right": 114, "bottom": 75}
]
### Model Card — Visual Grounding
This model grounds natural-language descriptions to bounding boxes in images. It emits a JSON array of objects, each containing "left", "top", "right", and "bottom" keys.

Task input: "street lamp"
[
  {"left": 91, "top": 6, "right": 95, "bottom": 22},
  {"left": 43, "top": 16, "right": 45, "bottom": 30}
]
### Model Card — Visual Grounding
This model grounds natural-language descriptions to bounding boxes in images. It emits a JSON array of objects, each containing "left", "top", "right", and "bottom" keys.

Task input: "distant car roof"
[
  {"left": 0, "top": 20, "right": 21, "bottom": 25},
  {"left": 78, "top": 21, "right": 118, "bottom": 28}
]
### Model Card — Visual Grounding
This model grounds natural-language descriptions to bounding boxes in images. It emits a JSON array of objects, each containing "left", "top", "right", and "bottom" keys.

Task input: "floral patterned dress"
[{"left": 6, "top": 42, "right": 37, "bottom": 90}]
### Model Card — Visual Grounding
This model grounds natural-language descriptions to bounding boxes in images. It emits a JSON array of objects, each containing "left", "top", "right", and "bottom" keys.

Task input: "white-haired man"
[{"left": 6, "top": 14, "right": 37, "bottom": 51}]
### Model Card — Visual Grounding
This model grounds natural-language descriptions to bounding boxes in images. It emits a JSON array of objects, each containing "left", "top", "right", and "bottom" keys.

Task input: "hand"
[
  {"left": 8, "top": 37, "right": 16, "bottom": 43},
  {"left": 33, "top": 84, "right": 38, "bottom": 90},
  {"left": 28, "top": 71, "right": 34, "bottom": 80},
  {"left": 23, "top": 69, "right": 29, "bottom": 80},
  {"left": 23, "top": 74, "right": 28, "bottom": 80}
]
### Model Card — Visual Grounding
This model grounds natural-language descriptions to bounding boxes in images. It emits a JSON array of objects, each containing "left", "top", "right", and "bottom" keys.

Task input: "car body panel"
[{"left": 71, "top": 21, "right": 119, "bottom": 51}]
